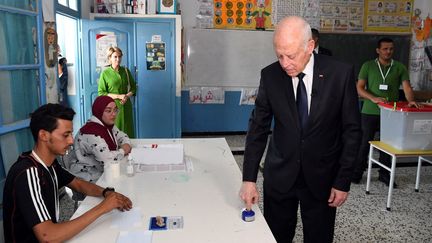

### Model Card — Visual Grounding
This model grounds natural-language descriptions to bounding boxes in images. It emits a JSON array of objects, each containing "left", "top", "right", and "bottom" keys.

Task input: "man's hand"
[
  {"left": 101, "top": 191, "right": 133, "bottom": 213},
  {"left": 371, "top": 96, "right": 387, "bottom": 104},
  {"left": 121, "top": 144, "right": 132, "bottom": 155},
  {"left": 239, "top": 181, "right": 259, "bottom": 210},
  {"left": 32, "top": 191, "right": 132, "bottom": 242},
  {"left": 328, "top": 188, "right": 348, "bottom": 207},
  {"left": 407, "top": 101, "right": 421, "bottom": 108}
]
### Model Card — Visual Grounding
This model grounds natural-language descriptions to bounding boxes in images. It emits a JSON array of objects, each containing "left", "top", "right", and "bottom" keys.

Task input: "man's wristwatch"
[{"left": 102, "top": 187, "right": 115, "bottom": 198}]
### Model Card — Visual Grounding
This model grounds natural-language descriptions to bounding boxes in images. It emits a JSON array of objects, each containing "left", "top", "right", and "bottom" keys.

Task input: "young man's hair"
[
  {"left": 30, "top": 103, "right": 75, "bottom": 142},
  {"left": 377, "top": 37, "right": 394, "bottom": 48}
]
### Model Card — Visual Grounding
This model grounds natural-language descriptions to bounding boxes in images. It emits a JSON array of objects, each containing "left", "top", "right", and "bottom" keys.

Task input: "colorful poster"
[
  {"left": 364, "top": 0, "right": 413, "bottom": 32},
  {"left": 146, "top": 42, "right": 166, "bottom": 71},
  {"left": 319, "top": 0, "right": 364, "bottom": 32},
  {"left": 213, "top": 0, "right": 273, "bottom": 30}
]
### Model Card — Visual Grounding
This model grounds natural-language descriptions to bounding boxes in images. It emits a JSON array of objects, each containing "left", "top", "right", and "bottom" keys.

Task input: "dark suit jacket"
[
  {"left": 243, "top": 54, "right": 361, "bottom": 201},
  {"left": 318, "top": 46, "right": 333, "bottom": 56}
]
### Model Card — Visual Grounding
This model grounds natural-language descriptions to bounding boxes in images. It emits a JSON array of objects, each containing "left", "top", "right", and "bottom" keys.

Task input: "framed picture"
[{"left": 157, "top": 0, "right": 176, "bottom": 14}]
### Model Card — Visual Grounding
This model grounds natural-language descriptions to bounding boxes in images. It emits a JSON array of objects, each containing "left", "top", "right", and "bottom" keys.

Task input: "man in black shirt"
[{"left": 3, "top": 104, "right": 132, "bottom": 242}]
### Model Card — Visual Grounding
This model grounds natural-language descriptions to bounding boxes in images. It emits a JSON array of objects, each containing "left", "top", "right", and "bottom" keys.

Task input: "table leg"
[
  {"left": 365, "top": 144, "right": 374, "bottom": 194},
  {"left": 386, "top": 154, "right": 396, "bottom": 211},
  {"left": 415, "top": 156, "right": 422, "bottom": 192}
]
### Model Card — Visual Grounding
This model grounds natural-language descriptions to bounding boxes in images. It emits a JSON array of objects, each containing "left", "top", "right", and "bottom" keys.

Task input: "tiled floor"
[{"left": 60, "top": 135, "right": 432, "bottom": 242}]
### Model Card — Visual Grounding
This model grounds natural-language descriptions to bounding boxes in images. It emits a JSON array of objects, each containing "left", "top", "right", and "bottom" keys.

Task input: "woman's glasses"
[{"left": 104, "top": 108, "right": 119, "bottom": 114}]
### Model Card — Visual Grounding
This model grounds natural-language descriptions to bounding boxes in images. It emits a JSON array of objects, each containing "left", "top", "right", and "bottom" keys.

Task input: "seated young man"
[{"left": 3, "top": 103, "right": 133, "bottom": 242}]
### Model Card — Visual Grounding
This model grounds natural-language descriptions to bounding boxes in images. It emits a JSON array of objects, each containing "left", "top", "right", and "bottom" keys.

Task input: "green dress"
[{"left": 98, "top": 66, "right": 137, "bottom": 138}]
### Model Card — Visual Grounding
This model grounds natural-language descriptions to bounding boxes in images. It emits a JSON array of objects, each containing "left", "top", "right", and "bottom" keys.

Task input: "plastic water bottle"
[
  {"left": 127, "top": 154, "right": 135, "bottom": 177},
  {"left": 104, "top": 159, "right": 120, "bottom": 182}
]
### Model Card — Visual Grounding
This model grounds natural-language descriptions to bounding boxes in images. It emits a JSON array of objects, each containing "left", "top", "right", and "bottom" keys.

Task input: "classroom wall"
[
  {"left": 179, "top": 0, "right": 266, "bottom": 132},
  {"left": 181, "top": 91, "right": 253, "bottom": 132},
  {"left": 179, "top": 0, "right": 416, "bottom": 133},
  {"left": 82, "top": 1, "right": 431, "bottom": 133}
]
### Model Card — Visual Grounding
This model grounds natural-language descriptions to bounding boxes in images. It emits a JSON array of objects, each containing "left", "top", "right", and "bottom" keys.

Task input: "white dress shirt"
[{"left": 292, "top": 54, "right": 314, "bottom": 113}]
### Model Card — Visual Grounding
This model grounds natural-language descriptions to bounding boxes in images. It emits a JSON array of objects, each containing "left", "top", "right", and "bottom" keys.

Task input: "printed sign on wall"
[{"left": 146, "top": 42, "right": 166, "bottom": 70}]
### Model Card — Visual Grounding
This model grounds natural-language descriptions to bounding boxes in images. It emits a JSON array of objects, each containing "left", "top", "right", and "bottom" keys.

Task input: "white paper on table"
[
  {"left": 131, "top": 144, "right": 184, "bottom": 165},
  {"left": 116, "top": 230, "right": 152, "bottom": 243},
  {"left": 111, "top": 207, "right": 143, "bottom": 229}
]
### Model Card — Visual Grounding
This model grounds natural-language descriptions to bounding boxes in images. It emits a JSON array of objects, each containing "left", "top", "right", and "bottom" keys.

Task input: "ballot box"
[{"left": 379, "top": 102, "right": 432, "bottom": 150}]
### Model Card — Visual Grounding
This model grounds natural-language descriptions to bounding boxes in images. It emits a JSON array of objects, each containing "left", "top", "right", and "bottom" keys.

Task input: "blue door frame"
[{"left": 80, "top": 17, "right": 180, "bottom": 138}]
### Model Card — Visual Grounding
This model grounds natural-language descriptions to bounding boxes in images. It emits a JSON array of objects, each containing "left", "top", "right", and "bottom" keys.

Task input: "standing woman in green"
[{"left": 98, "top": 47, "right": 137, "bottom": 138}]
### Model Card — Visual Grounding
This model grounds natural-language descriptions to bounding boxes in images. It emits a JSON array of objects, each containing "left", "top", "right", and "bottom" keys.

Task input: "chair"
[
  {"left": 415, "top": 156, "right": 432, "bottom": 192},
  {"left": 59, "top": 148, "right": 85, "bottom": 210}
]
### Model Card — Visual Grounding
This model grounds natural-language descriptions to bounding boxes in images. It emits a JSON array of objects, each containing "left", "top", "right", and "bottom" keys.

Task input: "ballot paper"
[
  {"left": 116, "top": 230, "right": 152, "bottom": 243},
  {"left": 131, "top": 144, "right": 184, "bottom": 165},
  {"left": 111, "top": 207, "right": 143, "bottom": 229}
]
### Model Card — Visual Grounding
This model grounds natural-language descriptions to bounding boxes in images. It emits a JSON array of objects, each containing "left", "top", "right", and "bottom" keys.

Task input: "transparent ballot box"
[{"left": 379, "top": 102, "right": 432, "bottom": 150}]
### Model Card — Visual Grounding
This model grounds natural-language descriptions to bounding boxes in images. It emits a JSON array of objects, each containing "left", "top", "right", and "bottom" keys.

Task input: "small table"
[{"left": 365, "top": 141, "right": 432, "bottom": 211}]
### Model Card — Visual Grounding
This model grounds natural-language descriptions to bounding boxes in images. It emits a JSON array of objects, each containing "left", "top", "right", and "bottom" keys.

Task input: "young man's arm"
[
  {"left": 33, "top": 178, "right": 132, "bottom": 242},
  {"left": 356, "top": 79, "right": 387, "bottom": 104},
  {"left": 68, "top": 177, "right": 104, "bottom": 197},
  {"left": 402, "top": 80, "right": 418, "bottom": 107}
]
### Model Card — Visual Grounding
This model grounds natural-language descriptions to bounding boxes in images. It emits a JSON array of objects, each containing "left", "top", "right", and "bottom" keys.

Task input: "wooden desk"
[
  {"left": 365, "top": 141, "right": 432, "bottom": 211},
  {"left": 68, "top": 138, "right": 276, "bottom": 243}
]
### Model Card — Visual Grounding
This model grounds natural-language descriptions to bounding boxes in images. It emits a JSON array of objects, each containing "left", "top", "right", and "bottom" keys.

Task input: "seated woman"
[{"left": 66, "top": 95, "right": 132, "bottom": 184}]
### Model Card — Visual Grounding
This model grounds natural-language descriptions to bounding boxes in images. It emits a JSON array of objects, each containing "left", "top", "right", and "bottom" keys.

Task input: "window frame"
[
  {"left": 56, "top": 0, "right": 81, "bottom": 18},
  {"left": 0, "top": 0, "right": 44, "bottom": 213}
]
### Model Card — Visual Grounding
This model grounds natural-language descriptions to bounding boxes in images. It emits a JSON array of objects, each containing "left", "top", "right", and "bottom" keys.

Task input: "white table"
[{"left": 68, "top": 138, "right": 276, "bottom": 243}]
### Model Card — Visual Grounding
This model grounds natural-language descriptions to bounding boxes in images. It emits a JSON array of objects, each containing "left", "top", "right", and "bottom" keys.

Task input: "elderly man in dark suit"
[
  {"left": 239, "top": 16, "right": 361, "bottom": 243},
  {"left": 311, "top": 28, "right": 333, "bottom": 56}
]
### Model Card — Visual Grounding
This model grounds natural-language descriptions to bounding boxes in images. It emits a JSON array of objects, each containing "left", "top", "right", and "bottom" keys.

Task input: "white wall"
[
  {"left": 81, "top": 0, "right": 91, "bottom": 19},
  {"left": 177, "top": 0, "right": 197, "bottom": 28}
]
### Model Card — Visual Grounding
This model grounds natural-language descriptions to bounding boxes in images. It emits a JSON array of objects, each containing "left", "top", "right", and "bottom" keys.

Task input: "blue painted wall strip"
[{"left": 181, "top": 91, "right": 254, "bottom": 133}]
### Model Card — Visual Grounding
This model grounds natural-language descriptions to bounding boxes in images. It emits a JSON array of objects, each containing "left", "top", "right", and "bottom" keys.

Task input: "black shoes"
[{"left": 378, "top": 173, "right": 398, "bottom": 188}]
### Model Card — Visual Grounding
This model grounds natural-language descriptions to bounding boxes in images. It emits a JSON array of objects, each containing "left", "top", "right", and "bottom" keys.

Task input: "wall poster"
[
  {"left": 213, "top": 0, "right": 273, "bottom": 30},
  {"left": 364, "top": 0, "right": 413, "bottom": 32},
  {"left": 96, "top": 33, "right": 117, "bottom": 68},
  {"left": 146, "top": 42, "right": 166, "bottom": 71},
  {"left": 319, "top": 0, "right": 364, "bottom": 32}
]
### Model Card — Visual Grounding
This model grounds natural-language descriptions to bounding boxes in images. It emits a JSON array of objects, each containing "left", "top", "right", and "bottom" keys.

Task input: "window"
[
  {"left": 0, "top": 0, "right": 43, "bottom": 208},
  {"left": 58, "top": 0, "right": 78, "bottom": 11},
  {"left": 56, "top": 0, "right": 80, "bottom": 132},
  {"left": 56, "top": 0, "right": 80, "bottom": 15}
]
